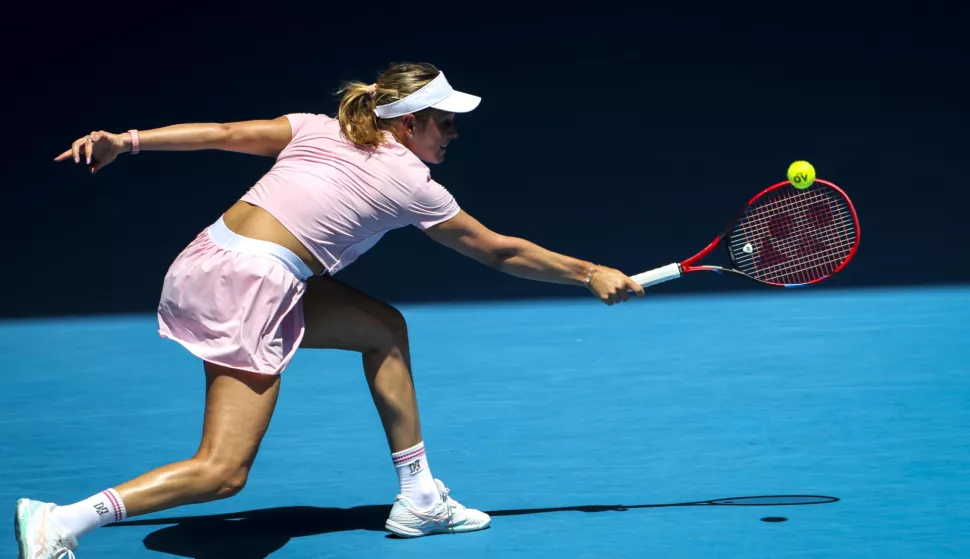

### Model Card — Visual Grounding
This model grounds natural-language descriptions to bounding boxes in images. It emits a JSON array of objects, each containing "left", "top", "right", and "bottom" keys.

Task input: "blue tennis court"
[{"left": 3, "top": 286, "right": 968, "bottom": 558}]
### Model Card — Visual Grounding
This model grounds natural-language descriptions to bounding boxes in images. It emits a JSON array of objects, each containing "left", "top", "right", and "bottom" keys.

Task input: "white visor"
[{"left": 374, "top": 72, "right": 481, "bottom": 119}]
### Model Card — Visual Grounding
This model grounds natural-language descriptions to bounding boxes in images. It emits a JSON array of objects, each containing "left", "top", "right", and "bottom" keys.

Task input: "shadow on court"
[{"left": 107, "top": 495, "right": 839, "bottom": 558}]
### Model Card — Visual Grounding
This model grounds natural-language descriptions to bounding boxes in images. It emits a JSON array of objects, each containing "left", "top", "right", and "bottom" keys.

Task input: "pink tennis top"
[{"left": 239, "top": 113, "right": 461, "bottom": 274}]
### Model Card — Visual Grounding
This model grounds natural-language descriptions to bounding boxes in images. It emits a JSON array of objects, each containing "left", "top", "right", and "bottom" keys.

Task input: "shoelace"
[
  {"left": 34, "top": 531, "right": 76, "bottom": 559},
  {"left": 437, "top": 484, "right": 457, "bottom": 529},
  {"left": 51, "top": 539, "right": 76, "bottom": 559}
]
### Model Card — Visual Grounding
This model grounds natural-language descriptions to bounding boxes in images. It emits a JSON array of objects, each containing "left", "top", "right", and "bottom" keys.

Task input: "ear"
[{"left": 401, "top": 114, "right": 415, "bottom": 134}]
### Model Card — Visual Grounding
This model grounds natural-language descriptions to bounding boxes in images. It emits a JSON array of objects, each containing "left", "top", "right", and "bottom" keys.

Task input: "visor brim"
[{"left": 431, "top": 90, "right": 481, "bottom": 114}]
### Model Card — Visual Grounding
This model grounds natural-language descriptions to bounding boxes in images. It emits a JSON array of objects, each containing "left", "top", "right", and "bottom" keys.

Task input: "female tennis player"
[{"left": 15, "top": 62, "right": 644, "bottom": 558}]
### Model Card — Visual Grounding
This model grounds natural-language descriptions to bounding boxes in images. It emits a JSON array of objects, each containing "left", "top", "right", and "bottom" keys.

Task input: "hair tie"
[{"left": 365, "top": 83, "right": 377, "bottom": 98}]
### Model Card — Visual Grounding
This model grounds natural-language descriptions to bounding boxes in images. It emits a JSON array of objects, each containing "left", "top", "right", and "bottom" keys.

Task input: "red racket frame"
[{"left": 679, "top": 178, "right": 861, "bottom": 287}]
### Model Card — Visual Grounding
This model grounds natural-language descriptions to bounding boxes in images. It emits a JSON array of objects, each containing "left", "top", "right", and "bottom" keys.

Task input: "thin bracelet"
[
  {"left": 584, "top": 264, "right": 596, "bottom": 290},
  {"left": 128, "top": 129, "right": 140, "bottom": 155}
]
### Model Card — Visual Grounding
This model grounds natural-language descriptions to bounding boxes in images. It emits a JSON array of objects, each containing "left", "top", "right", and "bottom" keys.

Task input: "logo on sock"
[
  {"left": 409, "top": 459, "right": 423, "bottom": 475},
  {"left": 93, "top": 502, "right": 110, "bottom": 516}
]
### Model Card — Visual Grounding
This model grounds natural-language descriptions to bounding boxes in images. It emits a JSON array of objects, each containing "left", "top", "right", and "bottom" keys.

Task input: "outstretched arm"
[
  {"left": 425, "top": 210, "right": 644, "bottom": 305},
  {"left": 54, "top": 116, "right": 294, "bottom": 173}
]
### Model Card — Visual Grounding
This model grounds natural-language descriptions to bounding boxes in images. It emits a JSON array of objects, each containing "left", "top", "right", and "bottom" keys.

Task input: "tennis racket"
[{"left": 631, "top": 178, "right": 860, "bottom": 289}]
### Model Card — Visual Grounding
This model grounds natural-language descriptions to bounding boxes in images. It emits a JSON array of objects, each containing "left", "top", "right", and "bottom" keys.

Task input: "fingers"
[
  {"left": 54, "top": 131, "right": 119, "bottom": 174},
  {"left": 71, "top": 137, "right": 83, "bottom": 163},
  {"left": 603, "top": 292, "right": 628, "bottom": 305},
  {"left": 91, "top": 154, "right": 111, "bottom": 174},
  {"left": 84, "top": 131, "right": 104, "bottom": 165},
  {"left": 88, "top": 131, "right": 107, "bottom": 170},
  {"left": 64, "top": 134, "right": 91, "bottom": 164},
  {"left": 592, "top": 269, "right": 642, "bottom": 306},
  {"left": 56, "top": 132, "right": 100, "bottom": 164},
  {"left": 598, "top": 287, "right": 630, "bottom": 306},
  {"left": 627, "top": 276, "right": 645, "bottom": 297}
]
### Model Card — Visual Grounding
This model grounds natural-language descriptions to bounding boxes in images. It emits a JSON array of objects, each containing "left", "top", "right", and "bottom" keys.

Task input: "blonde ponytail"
[
  {"left": 336, "top": 62, "right": 441, "bottom": 148},
  {"left": 336, "top": 81, "right": 384, "bottom": 147}
]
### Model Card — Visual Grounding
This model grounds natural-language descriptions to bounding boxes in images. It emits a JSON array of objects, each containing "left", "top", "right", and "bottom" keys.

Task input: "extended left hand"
[
  {"left": 588, "top": 266, "right": 644, "bottom": 305},
  {"left": 54, "top": 130, "right": 129, "bottom": 174}
]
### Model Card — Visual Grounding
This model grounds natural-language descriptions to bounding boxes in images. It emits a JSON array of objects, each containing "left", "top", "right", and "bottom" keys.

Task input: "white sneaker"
[
  {"left": 384, "top": 479, "right": 491, "bottom": 538},
  {"left": 14, "top": 499, "right": 79, "bottom": 559}
]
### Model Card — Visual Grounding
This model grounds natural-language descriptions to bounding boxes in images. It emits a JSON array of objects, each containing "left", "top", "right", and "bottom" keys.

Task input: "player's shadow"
[{"left": 108, "top": 495, "right": 838, "bottom": 558}]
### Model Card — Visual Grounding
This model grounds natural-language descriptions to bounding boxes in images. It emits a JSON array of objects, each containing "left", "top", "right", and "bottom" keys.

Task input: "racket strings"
[
  {"left": 741, "top": 199, "right": 854, "bottom": 284},
  {"left": 730, "top": 186, "right": 857, "bottom": 285},
  {"left": 738, "top": 191, "right": 855, "bottom": 283},
  {"left": 735, "top": 207, "right": 854, "bottom": 275}
]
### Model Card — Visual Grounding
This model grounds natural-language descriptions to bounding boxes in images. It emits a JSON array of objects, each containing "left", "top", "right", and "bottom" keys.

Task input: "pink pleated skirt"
[{"left": 157, "top": 216, "right": 314, "bottom": 375}]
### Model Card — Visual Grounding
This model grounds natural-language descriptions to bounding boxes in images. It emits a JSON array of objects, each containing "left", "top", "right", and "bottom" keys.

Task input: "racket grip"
[{"left": 630, "top": 263, "right": 682, "bottom": 288}]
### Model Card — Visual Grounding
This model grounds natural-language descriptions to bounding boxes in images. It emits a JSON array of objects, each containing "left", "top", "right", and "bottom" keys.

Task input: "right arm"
[
  {"left": 55, "top": 116, "right": 295, "bottom": 172},
  {"left": 425, "top": 210, "right": 645, "bottom": 305}
]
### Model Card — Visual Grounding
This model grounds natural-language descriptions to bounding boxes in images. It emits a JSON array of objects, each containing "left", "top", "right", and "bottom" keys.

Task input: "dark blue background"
[{"left": 5, "top": 9, "right": 967, "bottom": 317}]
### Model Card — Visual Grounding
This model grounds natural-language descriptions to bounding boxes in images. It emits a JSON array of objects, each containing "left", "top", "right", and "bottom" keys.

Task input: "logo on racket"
[{"left": 742, "top": 243, "right": 753, "bottom": 254}]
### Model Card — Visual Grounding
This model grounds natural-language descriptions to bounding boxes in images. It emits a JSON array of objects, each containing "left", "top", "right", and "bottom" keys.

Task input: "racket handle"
[{"left": 631, "top": 263, "right": 682, "bottom": 288}]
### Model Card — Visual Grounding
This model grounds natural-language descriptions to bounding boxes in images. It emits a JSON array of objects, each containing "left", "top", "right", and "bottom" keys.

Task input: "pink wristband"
[{"left": 128, "top": 129, "right": 140, "bottom": 155}]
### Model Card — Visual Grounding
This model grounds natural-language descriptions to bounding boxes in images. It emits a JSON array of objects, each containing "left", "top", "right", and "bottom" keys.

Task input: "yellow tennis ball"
[{"left": 787, "top": 160, "right": 816, "bottom": 190}]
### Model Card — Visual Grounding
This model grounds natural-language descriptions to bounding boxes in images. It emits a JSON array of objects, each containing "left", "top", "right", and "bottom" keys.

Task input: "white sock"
[
  {"left": 50, "top": 488, "right": 127, "bottom": 539},
  {"left": 391, "top": 441, "right": 439, "bottom": 510}
]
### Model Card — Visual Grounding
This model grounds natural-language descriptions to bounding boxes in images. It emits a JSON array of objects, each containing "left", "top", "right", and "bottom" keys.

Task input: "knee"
[
  {"left": 371, "top": 304, "right": 409, "bottom": 353},
  {"left": 383, "top": 305, "right": 409, "bottom": 344},
  {"left": 195, "top": 458, "right": 251, "bottom": 500}
]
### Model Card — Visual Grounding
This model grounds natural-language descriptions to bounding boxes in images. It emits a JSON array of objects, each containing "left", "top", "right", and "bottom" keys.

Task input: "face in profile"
[{"left": 404, "top": 110, "right": 458, "bottom": 164}]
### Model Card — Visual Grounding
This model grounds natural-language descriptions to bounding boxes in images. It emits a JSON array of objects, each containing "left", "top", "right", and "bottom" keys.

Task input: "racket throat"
[{"left": 689, "top": 265, "right": 730, "bottom": 275}]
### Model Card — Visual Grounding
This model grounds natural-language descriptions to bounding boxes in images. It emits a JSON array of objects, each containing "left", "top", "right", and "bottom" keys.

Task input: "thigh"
[
  {"left": 196, "top": 361, "right": 281, "bottom": 468},
  {"left": 299, "top": 274, "right": 407, "bottom": 353}
]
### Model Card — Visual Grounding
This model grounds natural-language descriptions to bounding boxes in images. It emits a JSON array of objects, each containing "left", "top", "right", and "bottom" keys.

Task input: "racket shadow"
[
  {"left": 486, "top": 494, "right": 840, "bottom": 517},
  {"left": 107, "top": 495, "right": 838, "bottom": 557}
]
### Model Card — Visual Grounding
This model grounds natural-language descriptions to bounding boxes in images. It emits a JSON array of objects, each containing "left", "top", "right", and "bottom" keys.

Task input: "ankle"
[
  {"left": 49, "top": 489, "right": 127, "bottom": 539},
  {"left": 391, "top": 441, "right": 439, "bottom": 510}
]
